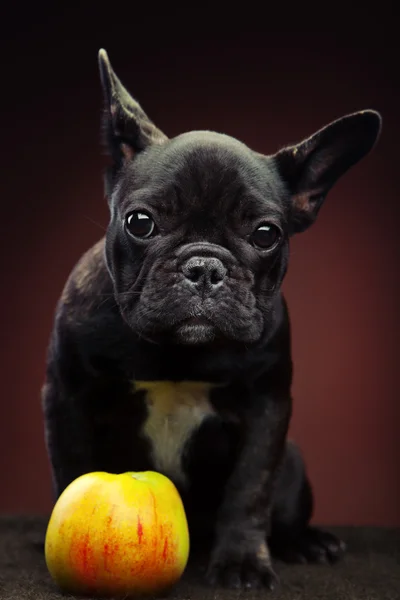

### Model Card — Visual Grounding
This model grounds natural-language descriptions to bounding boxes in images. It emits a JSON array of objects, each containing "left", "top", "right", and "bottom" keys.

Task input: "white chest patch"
[{"left": 134, "top": 380, "right": 217, "bottom": 486}]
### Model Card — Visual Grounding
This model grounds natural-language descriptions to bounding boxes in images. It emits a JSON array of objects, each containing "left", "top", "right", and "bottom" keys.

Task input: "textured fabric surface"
[{"left": 0, "top": 516, "right": 399, "bottom": 599}]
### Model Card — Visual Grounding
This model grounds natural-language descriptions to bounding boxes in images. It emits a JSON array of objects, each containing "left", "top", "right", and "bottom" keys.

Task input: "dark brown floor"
[{"left": 0, "top": 516, "right": 399, "bottom": 600}]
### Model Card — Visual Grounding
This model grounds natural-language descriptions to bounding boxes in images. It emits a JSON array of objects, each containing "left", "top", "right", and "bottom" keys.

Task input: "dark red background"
[{"left": 1, "top": 7, "right": 399, "bottom": 525}]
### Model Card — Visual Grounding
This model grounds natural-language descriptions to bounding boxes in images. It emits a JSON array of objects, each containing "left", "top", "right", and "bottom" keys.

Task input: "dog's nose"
[{"left": 181, "top": 256, "right": 227, "bottom": 292}]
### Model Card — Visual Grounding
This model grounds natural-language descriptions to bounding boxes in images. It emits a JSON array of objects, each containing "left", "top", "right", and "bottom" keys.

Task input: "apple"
[{"left": 45, "top": 471, "right": 190, "bottom": 597}]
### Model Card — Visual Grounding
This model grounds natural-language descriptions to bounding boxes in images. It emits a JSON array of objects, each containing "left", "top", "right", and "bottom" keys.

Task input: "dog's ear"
[
  {"left": 273, "top": 110, "right": 382, "bottom": 233},
  {"left": 98, "top": 49, "right": 168, "bottom": 167}
]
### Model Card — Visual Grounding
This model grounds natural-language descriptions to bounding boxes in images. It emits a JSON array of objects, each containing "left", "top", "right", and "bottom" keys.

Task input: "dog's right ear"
[{"left": 98, "top": 49, "right": 168, "bottom": 168}]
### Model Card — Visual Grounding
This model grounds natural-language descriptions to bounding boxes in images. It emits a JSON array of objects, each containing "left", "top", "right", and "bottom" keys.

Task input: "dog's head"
[{"left": 98, "top": 49, "right": 381, "bottom": 347}]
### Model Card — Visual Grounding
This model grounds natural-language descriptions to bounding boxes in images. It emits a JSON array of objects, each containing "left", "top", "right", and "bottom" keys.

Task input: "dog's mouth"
[
  {"left": 183, "top": 316, "right": 211, "bottom": 326},
  {"left": 175, "top": 316, "right": 218, "bottom": 345}
]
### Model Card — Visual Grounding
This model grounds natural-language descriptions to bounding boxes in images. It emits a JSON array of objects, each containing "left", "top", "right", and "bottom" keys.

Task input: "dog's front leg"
[{"left": 206, "top": 389, "right": 291, "bottom": 590}]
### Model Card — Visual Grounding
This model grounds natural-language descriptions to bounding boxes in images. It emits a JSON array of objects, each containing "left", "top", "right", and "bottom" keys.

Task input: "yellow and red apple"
[{"left": 45, "top": 471, "right": 190, "bottom": 597}]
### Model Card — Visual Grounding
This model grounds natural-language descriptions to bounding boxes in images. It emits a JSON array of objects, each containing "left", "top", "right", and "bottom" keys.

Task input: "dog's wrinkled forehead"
[{"left": 115, "top": 131, "right": 287, "bottom": 221}]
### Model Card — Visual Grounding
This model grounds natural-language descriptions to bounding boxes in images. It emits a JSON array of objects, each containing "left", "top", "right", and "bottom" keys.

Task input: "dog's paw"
[
  {"left": 271, "top": 526, "right": 346, "bottom": 565},
  {"left": 206, "top": 537, "right": 279, "bottom": 590}
]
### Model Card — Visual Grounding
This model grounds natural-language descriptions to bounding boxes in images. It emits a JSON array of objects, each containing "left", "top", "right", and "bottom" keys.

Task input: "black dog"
[{"left": 42, "top": 49, "right": 382, "bottom": 590}]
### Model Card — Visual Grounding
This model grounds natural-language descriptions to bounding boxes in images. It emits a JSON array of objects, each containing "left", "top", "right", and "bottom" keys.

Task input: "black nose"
[{"left": 181, "top": 256, "right": 227, "bottom": 292}]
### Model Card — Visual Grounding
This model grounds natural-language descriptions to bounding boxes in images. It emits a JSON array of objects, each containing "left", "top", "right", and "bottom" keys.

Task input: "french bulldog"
[{"left": 41, "top": 48, "right": 382, "bottom": 590}]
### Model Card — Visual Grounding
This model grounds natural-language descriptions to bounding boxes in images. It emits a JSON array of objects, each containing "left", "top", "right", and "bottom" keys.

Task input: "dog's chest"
[{"left": 134, "top": 380, "right": 217, "bottom": 485}]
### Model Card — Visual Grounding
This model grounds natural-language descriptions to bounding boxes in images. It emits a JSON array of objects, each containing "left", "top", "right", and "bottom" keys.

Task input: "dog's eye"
[
  {"left": 125, "top": 211, "right": 156, "bottom": 239},
  {"left": 251, "top": 224, "right": 281, "bottom": 250}
]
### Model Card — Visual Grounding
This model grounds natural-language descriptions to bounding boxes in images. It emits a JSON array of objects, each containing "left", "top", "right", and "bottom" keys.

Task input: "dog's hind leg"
[{"left": 268, "top": 440, "right": 346, "bottom": 564}]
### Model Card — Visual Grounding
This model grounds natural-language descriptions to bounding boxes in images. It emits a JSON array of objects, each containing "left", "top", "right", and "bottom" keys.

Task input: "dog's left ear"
[
  {"left": 274, "top": 110, "right": 382, "bottom": 233},
  {"left": 98, "top": 49, "right": 168, "bottom": 167}
]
